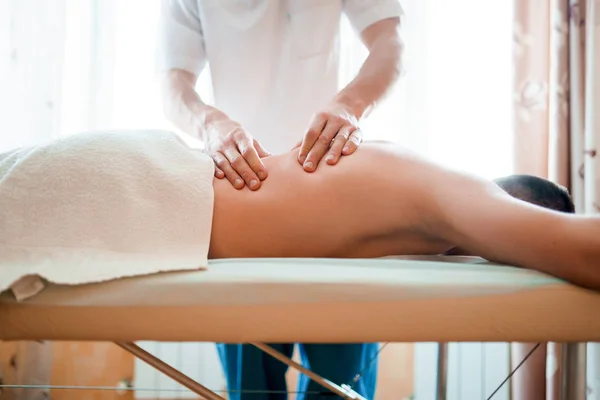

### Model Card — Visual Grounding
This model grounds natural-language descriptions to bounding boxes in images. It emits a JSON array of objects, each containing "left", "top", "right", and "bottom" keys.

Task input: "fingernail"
[
  {"left": 299, "top": 155, "right": 306, "bottom": 164},
  {"left": 343, "top": 146, "right": 349, "bottom": 153},
  {"left": 304, "top": 161, "right": 314, "bottom": 170},
  {"left": 250, "top": 179, "right": 259, "bottom": 189},
  {"left": 326, "top": 155, "right": 334, "bottom": 162},
  {"left": 235, "top": 179, "right": 243, "bottom": 187},
  {"left": 258, "top": 171, "right": 267, "bottom": 180}
]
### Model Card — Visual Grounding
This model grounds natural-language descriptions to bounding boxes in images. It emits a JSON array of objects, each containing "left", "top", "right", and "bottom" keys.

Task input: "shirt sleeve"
[
  {"left": 155, "top": 0, "right": 207, "bottom": 76},
  {"left": 342, "top": 0, "right": 404, "bottom": 34}
]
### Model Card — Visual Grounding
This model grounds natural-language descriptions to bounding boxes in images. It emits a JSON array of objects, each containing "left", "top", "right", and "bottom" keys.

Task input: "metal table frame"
[{"left": 113, "top": 340, "right": 586, "bottom": 400}]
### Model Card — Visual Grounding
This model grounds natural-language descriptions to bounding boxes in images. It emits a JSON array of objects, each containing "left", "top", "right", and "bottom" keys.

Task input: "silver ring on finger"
[
  {"left": 329, "top": 136, "right": 340, "bottom": 148},
  {"left": 212, "top": 152, "right": 225, "bottom": 165},
  {"left": 224, "top": 149, "right": 242, "bottom": 165}
]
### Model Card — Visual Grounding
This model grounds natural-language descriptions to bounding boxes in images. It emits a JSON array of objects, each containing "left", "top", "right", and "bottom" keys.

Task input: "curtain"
[
  {"left": 1, "top": 0, "right": 66, "bottom": 398},
  {"left": 1, "top": 0, "right": 66, "bottom": 150},
  {"left": 512, "top": 0, "right": 600, "bottom": 399}
]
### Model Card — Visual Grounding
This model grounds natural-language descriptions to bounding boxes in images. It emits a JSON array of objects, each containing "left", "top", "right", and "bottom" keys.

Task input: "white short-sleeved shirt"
[{"left": 157, "top": 0, "right": 403, "bottom": 153}]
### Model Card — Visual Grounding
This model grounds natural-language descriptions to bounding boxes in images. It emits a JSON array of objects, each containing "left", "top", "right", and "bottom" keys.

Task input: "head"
[
  {"left": 492, "top": 174, "right": 575, "bottom": 214},
  {"left": 443, "top": 174, "right": 575, "bottom": 256}
]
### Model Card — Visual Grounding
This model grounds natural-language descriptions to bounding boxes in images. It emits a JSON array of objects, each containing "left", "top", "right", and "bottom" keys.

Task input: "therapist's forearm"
[
  {"left": 334, "top": 35, "right": 404, "bottom": 120},
  {"left": 161, "top": 69, "right": 226, "bottom": 143}
]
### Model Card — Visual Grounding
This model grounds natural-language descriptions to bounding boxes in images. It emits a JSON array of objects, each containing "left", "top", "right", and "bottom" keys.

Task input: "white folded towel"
[{"left": 0, "top": 129, "right": 215, "bottom": 299}]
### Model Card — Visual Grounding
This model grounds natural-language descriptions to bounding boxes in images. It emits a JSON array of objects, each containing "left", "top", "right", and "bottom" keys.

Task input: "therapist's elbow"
[{"left": 385, "top": 32, "right": 405, "bottom": 66}]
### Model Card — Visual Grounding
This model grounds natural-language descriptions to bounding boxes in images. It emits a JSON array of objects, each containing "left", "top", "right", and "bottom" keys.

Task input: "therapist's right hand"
[{"left": 205, "top": 116, "right": 270, "bottom": 191}]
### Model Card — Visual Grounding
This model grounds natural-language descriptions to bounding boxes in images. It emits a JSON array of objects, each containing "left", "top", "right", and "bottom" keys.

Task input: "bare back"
[{"left": 208, "top": 141, "right": 453, "bottom": 259}]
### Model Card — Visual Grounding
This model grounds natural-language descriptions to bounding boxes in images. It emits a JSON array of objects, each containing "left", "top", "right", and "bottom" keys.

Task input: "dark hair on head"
[{"left": 493, "top": 174, "right": 575, "bottom": 214}]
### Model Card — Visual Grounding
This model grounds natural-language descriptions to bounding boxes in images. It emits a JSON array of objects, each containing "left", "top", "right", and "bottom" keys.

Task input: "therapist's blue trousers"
[{"left": 216, "top": 342, "right": 379, "bottom": 400}]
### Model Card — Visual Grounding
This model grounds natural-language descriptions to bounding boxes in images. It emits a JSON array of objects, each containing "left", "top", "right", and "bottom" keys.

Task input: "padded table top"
[{"left": 1, "top": 256, "right": 600, "bottom": 343}]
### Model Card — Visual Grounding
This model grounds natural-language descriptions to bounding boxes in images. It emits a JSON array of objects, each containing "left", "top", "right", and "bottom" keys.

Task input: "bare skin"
[
  {"left": 209, "top": 141, "right": 450, "bottom": 260},
  {"left": 209, "top": 141, "right": 600, "bottom": 292}
]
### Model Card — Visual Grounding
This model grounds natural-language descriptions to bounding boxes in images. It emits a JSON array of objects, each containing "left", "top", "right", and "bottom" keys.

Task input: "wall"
[
  {"left": 133, "top": 342, "right": 226, "bottom": 400},
  {"left": 49, "top": 342, "right": 134, "bottom": 400},
  {"left": 0, "top": 341, "right": 19, "bottom": 400},
  {"left": 0, "top": 341, "right": 53, "bottom": 400},
  {"left": 0, "top": 341, "right": 133, "bottom": 400}
]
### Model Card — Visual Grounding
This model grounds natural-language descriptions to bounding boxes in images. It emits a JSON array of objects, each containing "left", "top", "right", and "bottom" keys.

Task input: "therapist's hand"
[
  {"left": 205, "top": 116, "right": 270, "bottom": 191},
  {"left": 297, "top": 103, "right": 363, "bottom": 172}
]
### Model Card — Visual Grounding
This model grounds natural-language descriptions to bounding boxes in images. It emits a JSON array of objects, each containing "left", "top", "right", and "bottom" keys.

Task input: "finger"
[
  {"left": 214, "top": 165, "right": 225, "bottom": 179},
  {"left": 224, "top": 146, "right": 262, "bottom": 191},
  {"left": 325, "top": 126, "right": 355, "bottom": 165},
  {"left": 253, "top": 138, "right": 272, "bottom": 159},
  {"left": 303, "top": 119, "right": 344, "bottom": 172},
  {"left": 213, "top": 152, "right": 244, "bottom": 189},
  {"left": 237, "top": 137, "right": 268, "bottom": 182},
  {"left": 298, "top": 114, "right": 328, "bottom": 164},
  {"left": 342, "top": 128, "right": 363, "bottom": 155}
]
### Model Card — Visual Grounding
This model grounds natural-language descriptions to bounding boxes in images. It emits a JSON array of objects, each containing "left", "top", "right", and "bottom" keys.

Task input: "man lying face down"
[
  {"left": 1, "top": 130, "right": 598, "bottom": 292},
  {"left": 208, "top": 138, "right": 599, "bottom": 290}
]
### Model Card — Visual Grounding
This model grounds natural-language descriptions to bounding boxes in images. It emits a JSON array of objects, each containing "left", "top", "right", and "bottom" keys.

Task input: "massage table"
[{"left": 0, "top": 256, "right": 596, "bottom": 400}]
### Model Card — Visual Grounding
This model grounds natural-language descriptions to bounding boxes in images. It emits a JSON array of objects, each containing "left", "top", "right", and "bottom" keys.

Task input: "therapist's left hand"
[{"left": 297, "top": 103, "right": 363, "bottom": 172}]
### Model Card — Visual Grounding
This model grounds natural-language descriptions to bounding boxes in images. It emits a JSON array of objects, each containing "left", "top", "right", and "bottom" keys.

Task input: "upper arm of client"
[{"left": 427, "top": 171, "right": 570, "bottom": 272}]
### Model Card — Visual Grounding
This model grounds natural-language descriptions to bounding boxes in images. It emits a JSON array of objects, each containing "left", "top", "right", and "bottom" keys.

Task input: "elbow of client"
[
  {"left": 581, "top": 255, "right": 600, "bottom": 292},
  {"left": 567, "top": 244, "right": 600, "bottom": 292}
]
